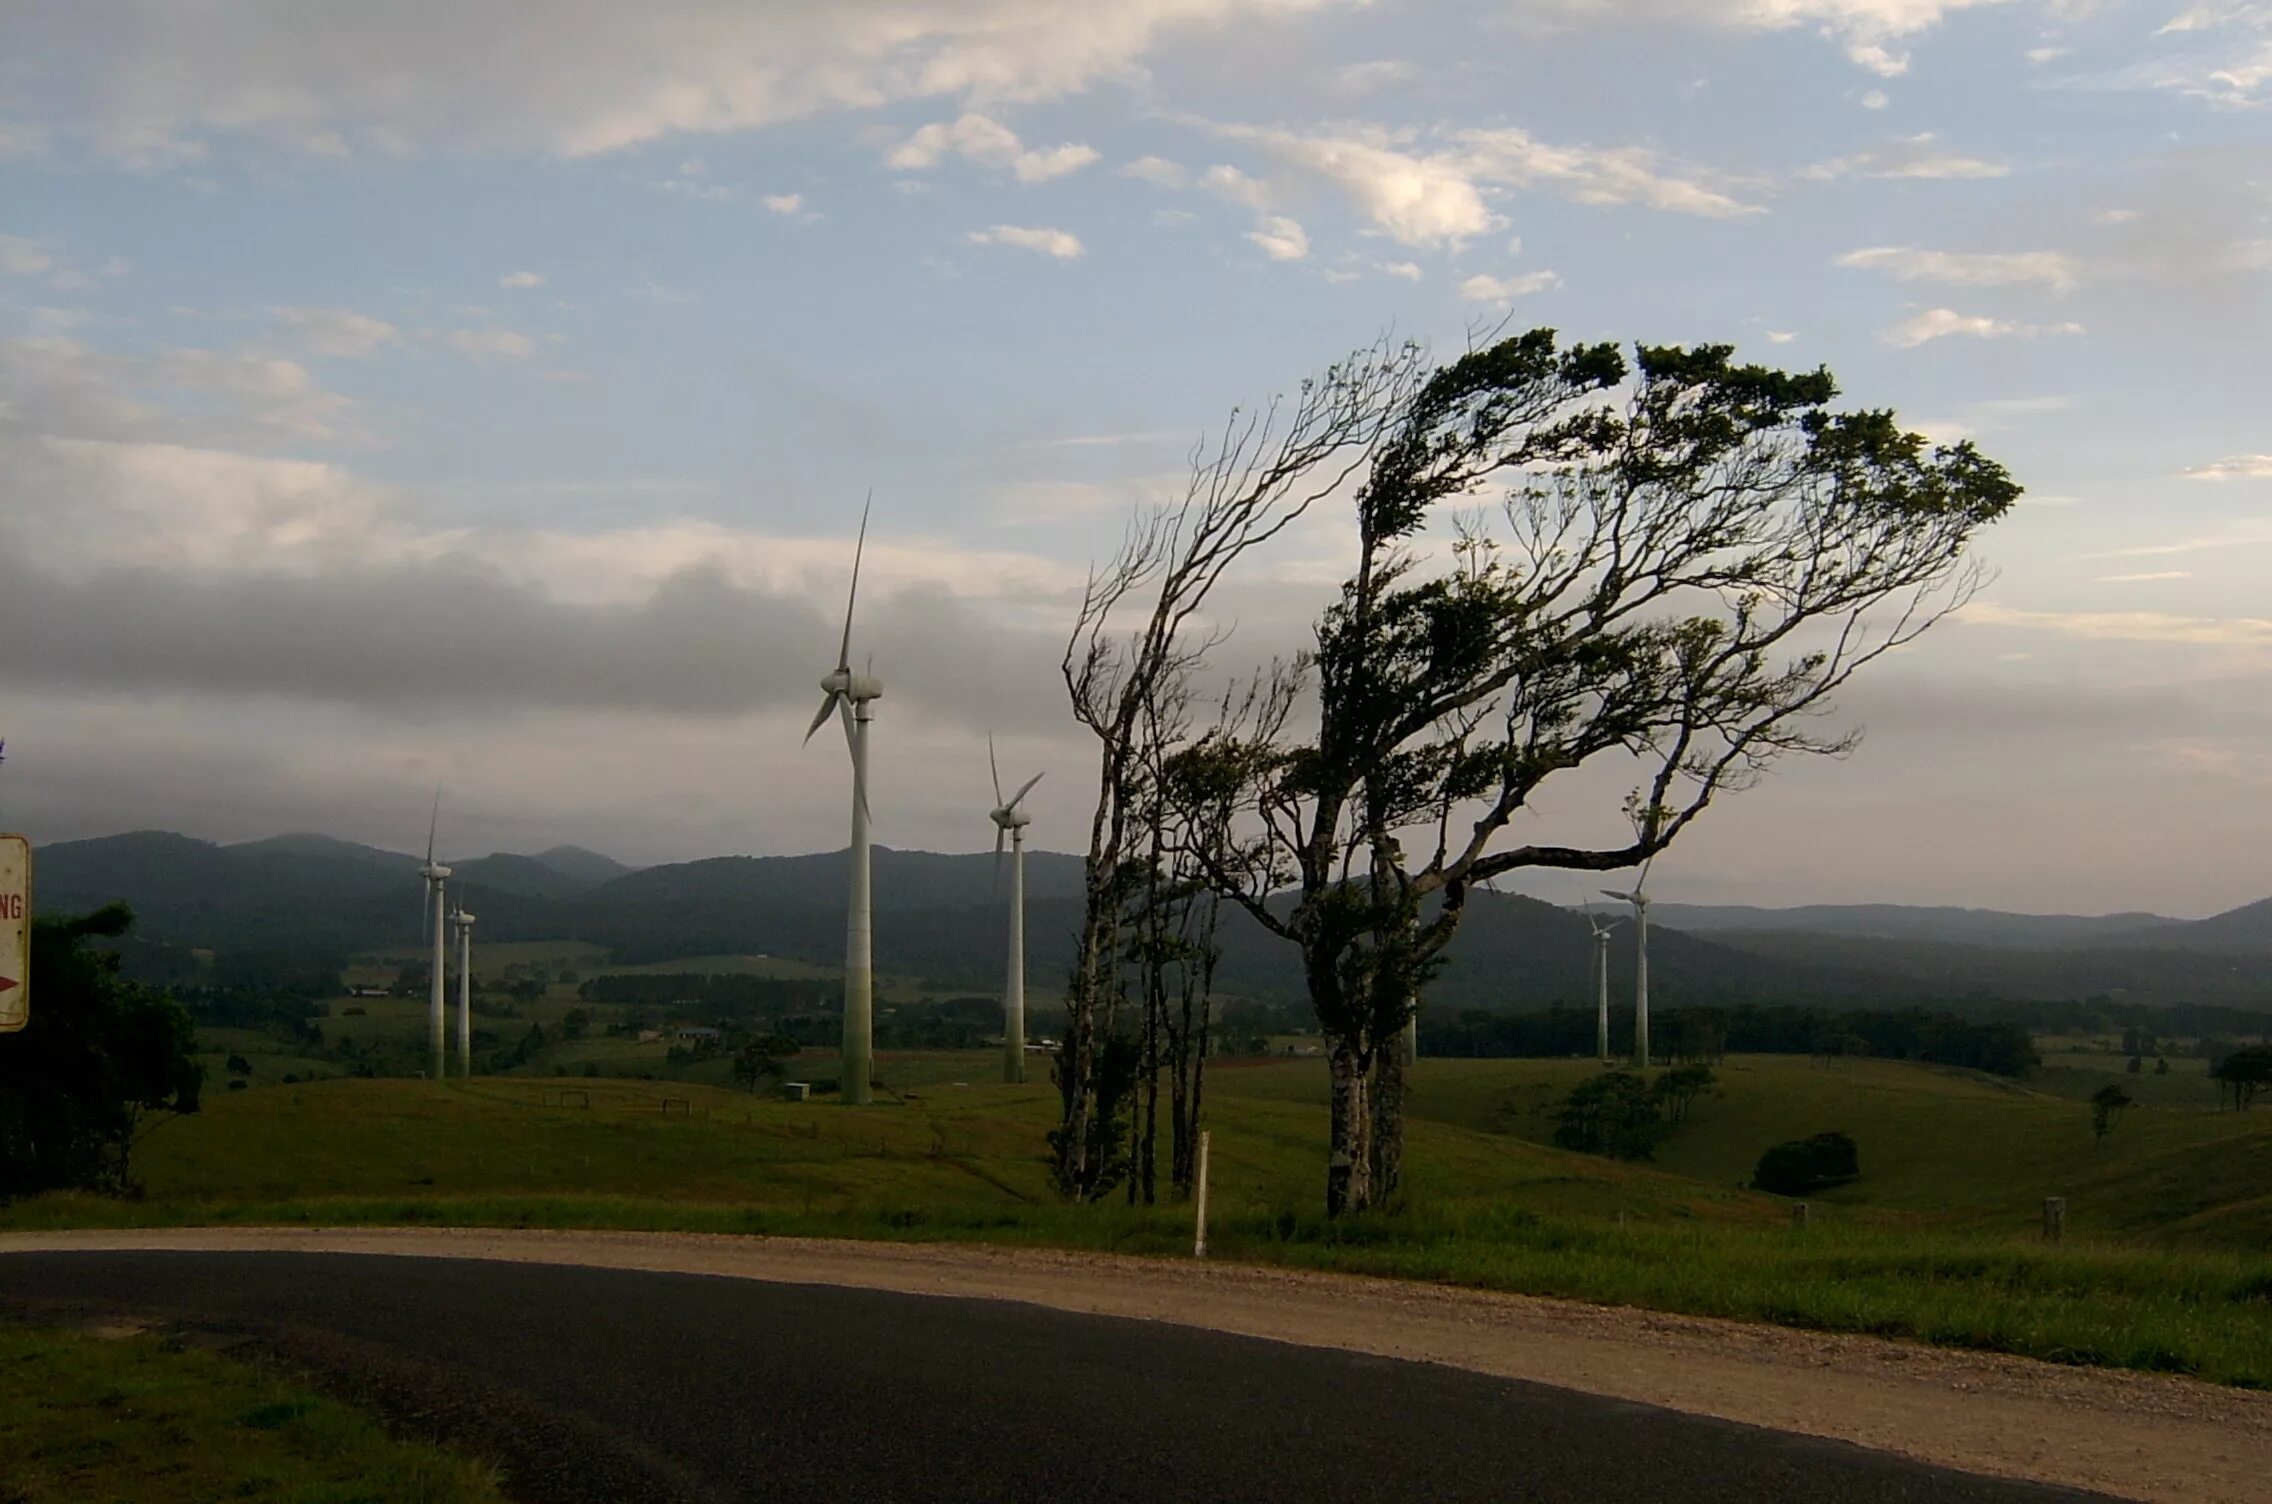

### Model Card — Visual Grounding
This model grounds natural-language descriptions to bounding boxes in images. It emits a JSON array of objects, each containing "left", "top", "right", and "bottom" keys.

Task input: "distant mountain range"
[{"left": 27, "top": 830, "right": 2272, "bottom": 1011}]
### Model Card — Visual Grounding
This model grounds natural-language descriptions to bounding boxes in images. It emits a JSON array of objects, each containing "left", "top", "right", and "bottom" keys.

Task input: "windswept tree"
[
  {"left": 1053, "top": 336, "right": 1428, "bottom": 1199},
  {"left": 1188, "top": 329, "right": 2017, "bottom": 1215}
]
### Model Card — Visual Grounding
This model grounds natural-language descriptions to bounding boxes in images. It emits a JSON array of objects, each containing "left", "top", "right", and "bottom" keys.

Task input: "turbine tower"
[
  {"left": 449, "top": 898, "right": 476, "bottom": 1076},
  {"left": 1601, "top": 858, "right": 1655, "bottom": 1068},
  {"left": 805, "top": 497, "right": 881, "bottom": 1106},
  {"left": 417, "top": 794, "right": 452, "bottom": 1082},
  {"left": 1584, "top": 906, "right": 1622, "bottom": 1063},
  {"left": 988, "top": 737, "right": 1043, "bottom": 1085}
]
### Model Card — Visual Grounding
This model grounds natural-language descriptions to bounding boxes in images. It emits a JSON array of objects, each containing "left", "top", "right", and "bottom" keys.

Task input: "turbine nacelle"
[
  {"left": 1601, "top": 888, "right": 1648, "bottom": 908},
  {"left": 421, "top": 863, "right": 453, "bottom": 882},
  {"left": 989, "top": 805, "right": 1033, "bottom": 832}
]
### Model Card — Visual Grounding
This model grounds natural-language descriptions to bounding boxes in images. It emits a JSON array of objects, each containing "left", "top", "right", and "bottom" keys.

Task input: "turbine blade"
[
  {"left": 802, "top": 692, "right": 841, "bottom": 745},
  {"left": 993, "top": 827, "right": 1005, "bottom": 894},
  {"left": 1007, "top": 771, "right": 1044, "bottom": 810},
  {"left": 988, "top": 734, "right": 1003, "bottom": 805},
  {"left": 836, "top": 491, "right": 870, "bottom": 674},
  {"left": 426, "top": 786, "right": 441, "bottom": 864},
  {"left": 1637, "top": 850, "right": 1656, "bottom": 893}
]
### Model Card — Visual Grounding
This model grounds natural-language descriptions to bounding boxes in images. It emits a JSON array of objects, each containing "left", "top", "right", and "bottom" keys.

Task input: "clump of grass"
[{"left": 0, "top": 1325, "right": 509, "bottom": 1503}]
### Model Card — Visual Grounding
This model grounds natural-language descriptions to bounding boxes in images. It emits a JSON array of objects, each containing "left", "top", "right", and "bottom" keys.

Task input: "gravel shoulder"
[{"left": 4, "top": 1226, "right": 2263, "bottom": 1504}]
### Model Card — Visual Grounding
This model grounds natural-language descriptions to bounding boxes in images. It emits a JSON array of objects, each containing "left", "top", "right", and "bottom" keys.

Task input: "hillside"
[{"left": 1642, "top": 902, "right": 2181, "bottom": 948}]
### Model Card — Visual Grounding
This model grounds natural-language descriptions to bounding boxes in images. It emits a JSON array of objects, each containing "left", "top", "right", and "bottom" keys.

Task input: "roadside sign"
[{"left": 0, "top": 834, "right": 27, "bottom": 1033}]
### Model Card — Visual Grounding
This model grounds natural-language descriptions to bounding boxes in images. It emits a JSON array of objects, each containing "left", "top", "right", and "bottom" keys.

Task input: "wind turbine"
[
  {"left": 1601, "top": 858, "right": 1654, "bottom": 1068},
  {"left": 417, "top": 793, "right": 452, "bottom": 1082},
  {"left": 1582, "top": 905, "right": 1622, "bottom": 1064},
  {"left": 449, "top": 897, "right": 476, "bottom": 1076},
  {"left": 988, "top": 737, "right": 1042, "bottom": 1085},
  {"left": 804, "top": 497, "right": 881, "bottom": 1106}
]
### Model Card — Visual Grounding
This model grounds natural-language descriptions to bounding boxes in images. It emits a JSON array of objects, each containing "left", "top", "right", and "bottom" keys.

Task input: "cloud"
[
  {"left": 1838, "top": 245, "right": 2083, "bottom": 292},
  {"left": 1120, "top": 155, "right": 1189, "bottom": 188},
  {"left": 1526, "top": 0, "right": 2019, "bottom": 77},
  {"left": 1958, "top": 602, "right": 2272, "bottom": 647},
  {"left": 1378, "top": 260, "right": 1422, "bottom": 280},
  {"left": 2099, "top": 571, "right": 2195, "bottom": 582},
  {"left": 1246, "top": 214, "right": 1310, "bottom": 260},
  {"left": 1766, "top": 329, "right": 1797, "bottom": 343},
  {"left": 761, "top": 192, "right": 806, "bottom": 215},
  {"left": 1881, "top": 308, "right": 2086, "bottom": 347},
  {"left": 630, "top": 280, "right": 696, "bottom": 304},
  {"left": 499, "top": 270, "right": 545, "bottom": 288},
  {"left": 885, "top": 111, "right": 1098, "bottom": 183},
  {"left": 0, "top": 120, "right": 49, "bottom": 158},
  {"left": 1459, "top": 270, "right": 1562, "bottom": 304},
  {"left": 2182, "top": 454, "right": 2272, "bottom": 480},
  {"left": 273, "top": 306, "right": 400, "bottom": 357},
  {"left": 1860, "top": 88, "right": 1889, "bottom": 108},
  {"left": 0, "top": 234, "right": 55, "bottom": 278},
  {"left": 2, "top": 335, "right": 360, "bottom": 444},
  {"left": 444, "top": 327, "right": 538, "bottom": 360},
  {"left": 10, "top": 0, "right": 1341, "bottom": 161},
  {"left": 966, "top": 224, "right": 1085, "bottom": 259},
  {"left": 1176, "top": 119, "right": 1755, "bottom": 253},
  {"left": 1798, "top": 132, "right": 2007, "bottom": 180}
]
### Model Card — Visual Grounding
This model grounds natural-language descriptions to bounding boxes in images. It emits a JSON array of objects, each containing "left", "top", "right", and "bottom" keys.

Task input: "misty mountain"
[
  {"left": 528, "top": 845, "right": 639, "bottom": 886},
  {"left": 30, "top": 829, "right": 2271, "bottom": 1011},
  {"left": 1639, "top": 902, "right": 2183, "bottom": 949}
]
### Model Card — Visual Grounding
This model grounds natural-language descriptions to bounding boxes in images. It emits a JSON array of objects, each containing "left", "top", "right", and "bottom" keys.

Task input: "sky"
[{"left": 0, "top": 0, "right": 2267, "bottom": 916}]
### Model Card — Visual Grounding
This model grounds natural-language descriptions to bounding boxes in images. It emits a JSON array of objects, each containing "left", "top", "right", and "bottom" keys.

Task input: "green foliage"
[
  {"left": 0, "top": 905, "right": 203, "bottom": 1202},
  {"left": 1553, "top": 1070, "right": 1668, "bottom": 1160},
  {"left": 1753, "top": 1131, "right": 1861, "bottom": 1197},
  {"left": 730, "top": 1033, "right": 800, "bottom": 1092},
  {"left": 1651, "top": 1063, "right": 1718, "bottom": 1124},
  {"left": 2212, "top": 1046, "right": 2272, "bottom": 1110}
]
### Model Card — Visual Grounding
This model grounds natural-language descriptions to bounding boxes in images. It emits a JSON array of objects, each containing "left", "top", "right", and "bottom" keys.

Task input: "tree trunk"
[
  {"left": 1326, "top": 1036, "right": 1374, "bottom": 1217},
  {"left": 1368, "top": 1033, "right": 1406, "bottom": 1206}
]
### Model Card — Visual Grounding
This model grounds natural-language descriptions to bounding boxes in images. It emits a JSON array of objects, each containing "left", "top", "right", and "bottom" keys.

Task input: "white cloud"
[
  {"left": 629, "top": 281, "right": 696, "bottom": 304},
  {"left": 0, "top": 234, "right": 55, "bottom": 278},
  {"left": 0, "top": 120, "right": 50, "bottom": 158},
  {"left": 1459, "top": 270, "right": 1562, "bottom": 305},
  {"left": 1799, "top": 133, "right": 2007, "bottom": 180},
  {"left": 886, "top": 112, "right": 1098, "bottom": 183},
  {"left": 11, "top": 1, "right": 1343, "bottom": 161},
  {"left": 499, "top": 270, "right": 545, "bottom": 288},
  {"left": 1766, "top": 329, "right": 1797, "bottom": 343},
  {"left": 1246, "top": 214, "right": 1310, "bottom": 260},
  {"left": 1120, "top": 155, "right": 1189, "bottom": 188},
  {"left": 966, "top": 224, "right": 1085, "bottom": 259},
  {"left": 444, "top": 327, "right": 538, "bottom": 360},
  {"left": 761, "top": 192, "right": 806, "bottom": 214},
  {"left": 2079, "top": 522, "right": 2272, "bottom": 559},
  {"left": 1200, "top": 163, "right": 1275, "bottom": 210},
  {"left": 2181, "top": 454, "right": 2272, "bottom": 480},
  {"left": 1839, "top": 245, "right": 2084, "bottom": 292},
  {"left": 1860, "top": 88, "right": 1890, "bottom": 108},
  {"left": 1959, "top": 602, "right": 2272, "bottom": 647},
  {"left": 1378, "top": 260, "right": 1422, "bottom": 280},
  {"left": 1882, "top": 308, "right": 2085, "bottom": 347},
  {"left": 2099, "top": 571, "right": 2195, "bottom": 582},
  {"left": 273, "top": 306, "right": 400, "bottom": 357}
]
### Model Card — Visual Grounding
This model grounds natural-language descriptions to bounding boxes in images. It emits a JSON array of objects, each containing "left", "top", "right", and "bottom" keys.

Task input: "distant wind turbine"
[
  {"left": 988, "top": 737, "right": 1043, "bottom": 1085},
  {"left": 1601, "top": 856, "right": 1655, "bottom": 1068},
  {"left": 805, "top": 496, "right": 881, "bottom": 1106},
  {"left": 417, "top": 792, "right": 452, "bottom": 1082},
  {"left": 449, "top": 897, "right": 476, "bottom": 1076},
  {"left": 1583, "top": 905, "right": 1622, "bottom": 1064}
]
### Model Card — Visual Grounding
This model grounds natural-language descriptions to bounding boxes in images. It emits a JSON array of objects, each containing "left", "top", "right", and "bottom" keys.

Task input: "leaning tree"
[{"left": 1183, "top": 329, "right": 2018, "bottom": 1215}]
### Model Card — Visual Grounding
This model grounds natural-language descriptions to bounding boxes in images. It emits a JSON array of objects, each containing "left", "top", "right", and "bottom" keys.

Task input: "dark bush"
[{"left": 1753, "top": 1131, "right": 1860, "bottom": 1197}]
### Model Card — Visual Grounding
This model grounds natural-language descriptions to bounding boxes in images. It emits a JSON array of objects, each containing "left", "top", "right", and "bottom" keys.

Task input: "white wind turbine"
[
  {"left": 988, "top": 737, "right": 1043, "bottom": 1085},
  {"left": 804, "top": 497, "right": 881, "bottom": 1106},
  {"left": 417, "top": 793, "right": 452, "bottom": 1082},
  {"left": 1583, "top": 905, "right": 1623, "bottom": 1064},
  {"left": 1601, "top": 857, "right": 1655, "bottom": 1068},
  {"left": 449, "top": 897, "right": 476, "bottom": 1076}
]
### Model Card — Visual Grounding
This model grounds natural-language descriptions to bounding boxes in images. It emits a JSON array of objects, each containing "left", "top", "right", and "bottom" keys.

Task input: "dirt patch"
[{"left": 6, "top": 1226, "right": 2264, "bottom": 1503}]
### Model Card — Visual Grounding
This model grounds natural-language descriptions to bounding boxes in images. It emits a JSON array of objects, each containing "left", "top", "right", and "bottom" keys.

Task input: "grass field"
[
  {"left": 9, "top": 1052, "right": 2272, "bottom": 1385},
  {"left": 0, "top": 1324, "right": 508, "bottom": 1504}
]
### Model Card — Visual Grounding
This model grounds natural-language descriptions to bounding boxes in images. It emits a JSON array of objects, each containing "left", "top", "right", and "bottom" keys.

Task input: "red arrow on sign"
[{"left": 0, "top": 977, "right": 17, "bottom": 993}]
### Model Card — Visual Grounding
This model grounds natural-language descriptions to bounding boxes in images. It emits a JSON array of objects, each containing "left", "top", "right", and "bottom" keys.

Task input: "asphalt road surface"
[{"left": 1, "top": 1251, "right": 2115, "bottom": 1503}]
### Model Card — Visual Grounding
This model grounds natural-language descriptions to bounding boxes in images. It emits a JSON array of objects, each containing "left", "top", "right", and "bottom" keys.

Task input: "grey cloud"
[{"left": 0, "top": 551, "right": 1071, "bottom": 734}]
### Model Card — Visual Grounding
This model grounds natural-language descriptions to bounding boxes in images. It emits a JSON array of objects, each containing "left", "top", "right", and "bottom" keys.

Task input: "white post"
[
  {"left": 1595, "top": 932, "right": 1611, "bottom": 1063},
  {"left": 1632, "top": 904, "right": 1651, "bottom": 1069},
  {"left": 1193, "top": 1130, "right": 1212, "bottom": 1258},
  {"left": 842, "top": 702, "right": 875, "bottom": 1105},
  {"left": 455, "top": 920, "right": 472, "bottom": 1076},
  {"left": 428, "top": 884, "right": 446, "bottom": 1082},
  {"left": 1004, "top": 827, "right": 1026, "bottom": 1084}
]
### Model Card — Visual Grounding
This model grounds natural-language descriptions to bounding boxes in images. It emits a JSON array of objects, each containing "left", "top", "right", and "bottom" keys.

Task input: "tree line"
[{"left": 1419, "top": 1003, "right": 2042, "bottom": 1078}]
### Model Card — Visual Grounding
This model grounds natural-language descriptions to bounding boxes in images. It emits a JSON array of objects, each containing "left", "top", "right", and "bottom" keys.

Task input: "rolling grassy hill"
[{"left": 11, "top": 1053, "right": 2271, "bottom": 1383}]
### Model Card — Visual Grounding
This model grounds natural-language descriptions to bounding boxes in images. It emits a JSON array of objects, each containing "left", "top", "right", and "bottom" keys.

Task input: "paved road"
[{"left": 2, "top": 1251, "right": 2112, "bottom": 1503}]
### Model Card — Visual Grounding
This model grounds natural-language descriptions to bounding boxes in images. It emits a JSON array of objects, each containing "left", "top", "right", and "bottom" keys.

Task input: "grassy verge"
[{"left": 0, "top": 1323, "right": 509, "bottom": 1504}]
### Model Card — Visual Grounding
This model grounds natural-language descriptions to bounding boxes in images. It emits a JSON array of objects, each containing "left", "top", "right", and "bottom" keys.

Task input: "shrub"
[{"left": 1753, "top": 1131, "right": 1860, "bottom": 1197}]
